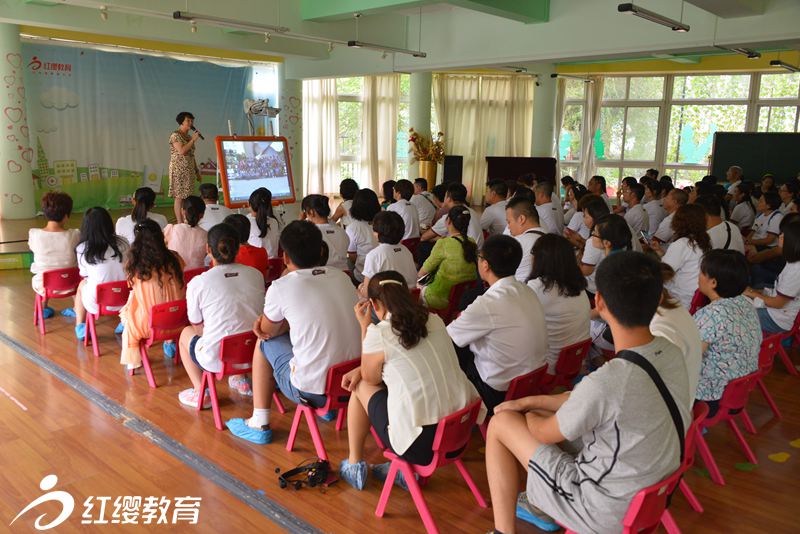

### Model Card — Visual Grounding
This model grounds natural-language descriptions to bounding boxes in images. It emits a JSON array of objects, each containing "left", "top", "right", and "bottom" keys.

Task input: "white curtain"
[
  {"left": 552, "top": 78, "right": 567, "bottom": 181},
  {"left": 360, "top": 74, "right": 400, "bottom": 192},
  {"left": 577, "top": 76, "right": 605, "bottom": 183},
  {"left": 302, "top": 79, "right": 339, "bottom": 195},
  {"left": 434, "top": 74, "right": 533, "bottom": 203}
]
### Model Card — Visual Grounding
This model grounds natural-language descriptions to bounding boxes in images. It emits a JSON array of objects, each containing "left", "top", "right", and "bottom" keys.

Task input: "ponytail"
[
  {"left": 208, "top": 223, "right": 240, "bottom": 264},
  {"left": 368, "top": 271, "right": 429, "bottom": 349},
  {"left": 738, "top": 182, "right": 756, "bottom": 214},
  {"left": 249, "top": 188, "right": 274, "bottom": 238},
  {"left": 182, "top": 195, "right": 206, "bottom": 228},
  {"left": 447, "top": 206, "right": 477, "bottom": 264},
  {"left": 132, "top": 187, "right": 156, "bottom": 224}
]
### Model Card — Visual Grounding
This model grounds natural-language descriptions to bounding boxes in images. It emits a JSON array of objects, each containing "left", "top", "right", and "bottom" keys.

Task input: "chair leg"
[
  {"left": 757, "top": 378, "right": 782, "bottom": 419},
  {"left": 208, "top": 377, "right": 223, "bottom": 431},
  {"left": 400, "top": 461, "right": 438, "bottom": 534},
  {"left": 272, "top": 392, "right": 287, "bottom": 414},
  {"left": 335, "top": 407, "right": 347, "bottom": 431},
  {"left": 777, "top": 346, "right": 799, "bottom": 376},
  {"left": 303, "top": 409, "right": 329, "bottom": 461},
  {"left": 728, "top": 419, "right": 758, "bottom": 464},
  {"left": 196, "top": 372, "right": 208, "bottom": 412},
  {"left": 139, "top": 345, "right": 157, "bottom": 389},
  {"left": 660, "top": 510, "right": 682, "bottom": 534},
  {"left": 89, "top": 315, "right": 100, "bottom": 358},
  {"left": 454, "top": 459, "right": 488, "bottom": 508},
  {"left": 375, "top": 460, "right": 399, "bottom": 518},
  {"left": 739, "top": 409, "right": 757, "bottom": 435},
  {"left": 83, "top": 315, "right": 90, "bottom": 348},
  {"left": 679, "top": 479, "right": 703, "bottom": 513},
  {"left": 35, "top": 296, "right": 46, "bottom": 335},
  {"left": 695, "top": 429, "right": 725, "bottom": 486},
  {"left": 285, "top": 406, "right": 305, "bottom": 453}
]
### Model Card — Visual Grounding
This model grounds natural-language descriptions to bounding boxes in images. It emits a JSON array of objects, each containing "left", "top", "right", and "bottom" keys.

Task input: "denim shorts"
[{"left": 259, "top": 333, "right": 327, "bottom": 408}]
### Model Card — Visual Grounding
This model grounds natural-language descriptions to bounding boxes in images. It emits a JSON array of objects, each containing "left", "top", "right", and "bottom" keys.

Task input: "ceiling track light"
[
  {"left": 99, "top": 6, "right": 108, "bottom": 21},
  {"left": 173, "top": 11, "right": 290, "bottom": 34},
  {"left": 190, "top": 21, "right": 198, "bottom": 33},
  {"left": 617, "top": 3, "right": 690, "bottom": 32},
  {"left": 347, "top": 41, "right": 426, "bottom": 58},
  {"left": 264, "top": 33, "right": 271, "bottom": 44},
  {"left": 714, "top": 45, "right": 761, "bottom": 59},
  {"left": 770, "top": 60, "right": 800, "bottom": 73},
  {"left": 550, "top": 73, "right": 593, "bottom": 83}
]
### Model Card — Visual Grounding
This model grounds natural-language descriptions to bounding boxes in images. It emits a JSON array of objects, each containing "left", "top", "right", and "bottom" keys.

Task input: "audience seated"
[
  {"left": 346, "top": 189, "right": 380, "bottom": 282},
  {"left": 694, "top": 249, "right": 761, "bottom": 418},
  {"left": 246, "top": 187, "right": 281, "bottom": 258},
  {"left": 381, "top": 180, "right": 397, "bottom": 210},
  {"left": 28, "top": 192, "right": 80, "bottom": 318},
  {"left": 164, "top": 195, "right": 208, "bottom": 269},
  {"left": 387, "top": 179, "right": 421, "bottom": 240},
  {"left": 527, "top": 234, "right": 590, "bottom": 374},
  {"left": 178, "top": 223, "right": 265, "bottom": 408},
  {"left": 301, "top": 194, "right": 350, "bottom": 272},
  {"left": 747, "top": 191, "right": 784, "bottom": 250},
  {"left": 593, "top": 214, "right": 633, "bottom": 256},
  {"left": 359, "top": 211, "right": 417, "bottom": 295},
  {"left": 197, "top": 183, "right": 232, "bottom": 232},
  {"left": 587, "top": 175, "right": 612, "bottom": 208},
  {"left": 430, "top": 183, "right": 448, "bottom": 225},
  {"left": 730, "top": 181, "right": 757, "bottom": 230},
  {"left": 642, "top": 178, "right": 667, "bottom": 233},
  {"left": 778, "top": 181, "right": 798, "bottom": 214},
  {"left": 652, "top": 187, "right": 688, "bottom": 246},
  {"left": 422, "top": 183, "right": 484, "bottom": 247},
  {"left": 485, "top": 251, "right": 690, "bottom": 533},
  {"left": 223, "top": 214, "right": 269, "bottom": 281},
  {"left": 481, "top": 180, "right": 509, "bottom": 237},
  {"left": 562, "top": 183, "right": 588, "bottom": 237},
  {"left": 623, "top": 182, "right": 649, "bottom": 236},
  {"left": 694, "top": 195, "right": 744, "bottom": 253},
  {"left": 74, "top": 207, "right": 128, "bottom": 340},
  {"left": 115, "top": 187, "right": 168, "bottom": 245},
  {"left": 339, "top": 271, "right": 484, "bottom": 490},
  {"left": 410, "top": 178, "right": 438, "bottom": 229},
  {"left": 447, "top": 235, "right": 547, "bottom": 414},
  {"left": 578, "top": 196, "right": 612, "bottom": 298},
  {"left": 534, "top": 182, "right": 564, "bottom": 235},
  {"left": 332, "top": 178, "right": 359, "bottom": 227},
  {"left": 504, "top": 197, "right": 545, "bottom": 282},
  {"left": 226, "top": 221, "right": 361, "bottom": 444},
  {"left": 119, "top": 220, "right": 185, "bottom": 369}
]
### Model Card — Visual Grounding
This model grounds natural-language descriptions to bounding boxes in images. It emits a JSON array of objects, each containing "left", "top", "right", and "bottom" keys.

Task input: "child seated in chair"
[
  {"left": 225, "top": 221, "right": 361, "bottom": 444},
  {"left": 339, "top": 271, "right": 484, "bottom": 490},
  {"left": 359, "top": 211, "right": 417, "bottom": 296},
  {"left": 485, "top": 251, "right": 690, "bottom": 534},
  {"left": 223, "top": 213, "right": 268, "bottom": 282},
  {"left": 29, "top": 192, "right": 80, "bottom": 318},
  {"left": 164, "top": 195, "right": 207, "bottom": 269},
  {"left": 178, "top": 223, "right": 265, "bottom": 409}
]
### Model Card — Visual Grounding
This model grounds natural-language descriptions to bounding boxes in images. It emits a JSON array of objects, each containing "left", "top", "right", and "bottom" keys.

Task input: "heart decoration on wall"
[
  {"left": 288, "top": 96, "right": 301, "bottom": 109},
  {"left": 288, "top": 114, "right": 299, "bottom": 125},
  {"left": 20, "top": 125, "right": 28, "bottom": 138},
  {"left": 3, "top": 75, "right": 15, "bottom": 86},
  {"left": 7, "top": 160, "right": 22, "bottom": 173},
  {"left": 21, "top": 148, "right": 33, "bottom": 163},
  {"left": 6, "top": 53, "right": 22, "bottom": 69},
  {"left": 17, "top": 86, "right": 25, "bottom": 99},
  {"left": 4, "top": 107, "right": 23, "bottom": 123},
  {"left": 6, "top": 134, "right": 17, "bottom": 142},
  {"left": 10, "top": 193, "right": 23, "bottom": 204}
]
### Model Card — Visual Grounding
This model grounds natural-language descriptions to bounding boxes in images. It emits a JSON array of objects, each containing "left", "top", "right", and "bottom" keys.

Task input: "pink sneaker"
[
  {"left": 228, "top": 375, "right": 253, "bottom": 396},
  {"left": 178, "top": 388, "right": 211, "bottom": 409}
]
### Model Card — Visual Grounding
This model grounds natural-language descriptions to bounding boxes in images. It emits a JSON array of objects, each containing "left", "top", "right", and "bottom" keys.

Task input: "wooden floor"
[{"left": 1, "top": 268, "right": 800, "bottom": 533}]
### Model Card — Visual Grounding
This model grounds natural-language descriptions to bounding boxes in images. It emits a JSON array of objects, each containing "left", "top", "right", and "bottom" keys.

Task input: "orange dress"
[{"left": 119, "top": 269, "right": 185, "bottom": 366}]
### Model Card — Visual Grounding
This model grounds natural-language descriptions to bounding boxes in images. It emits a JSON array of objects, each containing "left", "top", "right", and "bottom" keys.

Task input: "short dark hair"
[
  {"left": 595, "top": 251, "right": 663, "bottom": 328},
  {"left": 782, "top": 220, "right": 800, "bottom": 263},
  {"left": 628, "top": 183, "right": 645, "bottom": 202},
  {"left": 175, "top": 111, "right": 194, "bottom": 125},
  {"left": 339, "top": 179, "right": 359, "bottom": 201},
  {"left": 596, "top": 214, "right": 632, "bottom": 250},
  {"left": 223, "top": 213, "right": 250, "bottom": 244},
  {"left": 446, "top": 183, "right": 468, "bottom": 204},
  {"left": 700, "top": 249, "right": 749, "bottom": 298},
  {"left": 762, "top": 191, "right": 782, "bottom": 211},
  {"left": 529, "top": 234, "right": 587, "bottom": 297},
  {"left": 583, "top": 196, "right": 611, "bottom": 225},
  {"left": 505, "top": 197, "right": 539, "bottom": 223},
  {"left": 643, "top": 178, "right": 661, "bottom": 198},
  {"left": 534, "top": 181, "right": 554, "bottom": 198},
  {"left": 621, "top": 176, "right": 637, "bottom": 189},
  {"left": 208, "top": 223, "right": 240, "bottom": 264},
  {"left": 693, "top": 194, "right": 722, "bottom": 218},
  {"left": 182, "top": 195, "right": 206, "bottom": 228},
  {"left": 702, "top": 175, "right": 719, "bottom": 185},
  {"left": 647, "top": 168, "right": 659, "bottom": 178},
  {"left": 561, "top": 176, "right": 575, "bottom": 186},
  {"left": 590, "top": 175, "right": 607, "bottom": 192},
  {"left": 394, "top": 179, "right": 414, "bottom": 201},
  {"left": 518, "top": 173, "right": 536, "bottom": 187},
  {"left": 480, "top": 235, "right": 522, "bottom": 279},
  {"left": 301, "top": 194, "right": 331, "bottom": 218},
  {"left": 372, "top": 211, "right": 405, "bottom": 244},
  {"left": 431, "top": 184, "right": 447, "bottom": 202},
  {"left": 41, "top": 191, "right": 73, "bottom": 221},
  {"left": 349, "top": 188, "right": 381, "bottom": 222},
  {"left": 505, "top": 180, "right": 519, "bottom": 198},
  {"left": 487, "top": 180, "right": 508, "bottom": 199},
  {"left": 512, "top": 186, "right": 535, "bottom": 202},
  {"left": 670, "top": 188, "right": 689, "bottom": 207},
  {"left": 279, "top": 220, "right": 323, "bottom": 269},
  {"left": 382, "top": 180, "right": 397, "bottom": 204},
  {"left": 199, "top": 183, "right": 219, "bottom": 201},
  {"left": 414, "top": 178, "right": 428, "bottom": 191}
]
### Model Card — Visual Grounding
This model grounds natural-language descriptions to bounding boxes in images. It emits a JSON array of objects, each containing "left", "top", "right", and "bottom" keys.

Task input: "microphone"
[{"left": 190, "top": 125, "right": 204, "bottom": 140}]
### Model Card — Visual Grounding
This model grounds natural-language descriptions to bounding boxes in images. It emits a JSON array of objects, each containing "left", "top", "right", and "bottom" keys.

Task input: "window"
[
  {"left": 757, "top": 73, "right": 800, "bottom": 133},
  {"left": 558, "top": 79, "right": 586, "bottom": 175},
  {"left": 397, "top": 74, "right": 410, "bottom": 179},
  {"left": 336, "top": 77, "right": 363, "bottom": 183}
]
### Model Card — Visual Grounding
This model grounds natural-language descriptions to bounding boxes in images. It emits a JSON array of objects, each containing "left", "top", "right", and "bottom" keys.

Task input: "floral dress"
[{"left": 168, "top": 130, "right": 199, "bottom": 199}]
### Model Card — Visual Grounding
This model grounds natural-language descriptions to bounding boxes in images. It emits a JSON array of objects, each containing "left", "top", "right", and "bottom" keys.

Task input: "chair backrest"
[
  {"left": 554, "top": 339, "right": 592, "bottom": 381},
  {"left": 427, "top": 398, "right": 483, "bottom": 472},
  {"left": 410, "top": 287, "right": 421, "bottom": 302},
  {"left": 216, "top": 331, "right": 257, "bottom": 379},
  {"left": 183, "top": 266, "right": 209, "bottom": 285},
  {"left": 682, "top": 401, "right": 709, "bottom": 472},
  {"left": 759, "top": 335, "right": 781, "bottom": 375},
  {"left": 147, "top": 300, "right": 189, "bottom": 345},
  {"left": 42, "top": 267, "right": 81, "bottom": 298},
  {"left": 505, "top": 365, "right": 548, "bottom": 401},
  {"left": 718, "top": 371, "right": 759, "bottom": 414},
  {"left": 95, "top": 280, "right": 130, "bottom": 316},
  {"left": 439, "top": 279, "right": 476, "bottom": 323},
  {"left": 621, "top": 468, "right": 683, "bottom": 534},
  {"left": 323, "top": 358, "right": 360, "bottom": 411},
  {"left": 689, "top": 290, "right": 709, "bottom": 315},
  {"left": 401, "top": 238, "right": 420, "bottom": 260},
  {"left": 266, "top": 258, "right": 284, "bottom": 283}
]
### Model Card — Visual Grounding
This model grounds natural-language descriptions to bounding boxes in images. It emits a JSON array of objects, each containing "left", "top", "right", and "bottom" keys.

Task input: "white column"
[
  {"left": 0, "top": 23, "right": 35, "bottom": 219},
  {"left": 531, "top": 64, "right": 557, "bottom": 158},
  {"left": 408, "top": 71, "right": 432, "bottom": 179}
]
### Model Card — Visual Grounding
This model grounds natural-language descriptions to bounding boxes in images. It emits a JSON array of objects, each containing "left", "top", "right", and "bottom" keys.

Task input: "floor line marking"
[{"left": 0, "top": 383, "right": 28, "bottom": 411}]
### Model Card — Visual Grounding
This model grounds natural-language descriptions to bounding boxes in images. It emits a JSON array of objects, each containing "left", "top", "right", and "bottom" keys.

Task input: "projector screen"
[{"left": 216, "top": 136, "right": 296, "bottom": 208}]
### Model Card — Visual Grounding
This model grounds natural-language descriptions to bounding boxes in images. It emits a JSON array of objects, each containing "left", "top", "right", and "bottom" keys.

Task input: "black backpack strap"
[
  {"left": 617, "top": 350, "right": 685, "bottom": 463},
  {"left": 723, "top": 222, "right": 732, "bottom": 250}
]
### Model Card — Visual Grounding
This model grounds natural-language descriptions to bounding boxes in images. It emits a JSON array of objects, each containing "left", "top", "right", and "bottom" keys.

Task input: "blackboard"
[{"left": 711, "top": 132, "right": 800, "bottom": 184}]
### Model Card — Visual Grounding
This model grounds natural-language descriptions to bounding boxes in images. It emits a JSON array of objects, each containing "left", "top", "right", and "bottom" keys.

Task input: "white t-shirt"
[
  {"left": 536, "top": 202, "right": 564, "bottom": 235},
  {"left": 567, "top": 212, "right": 591, "bottom": 240},
  {"left": 662, "top": 237, "right": 704, "bottom": 309},
  {"left": 246, "top": 213, "right": 281, "bottom": 258},
  {"left": 447, "top": 277, "right": 548, "bottom": 391},
  {"left": 363, "top": 314, "right": 483, "bottom": 455},
  {"left": 512, "top": 228, "right": 546, "bottom": 282},
  {"left": 650, "top": 305, "right": 703, "bottom": 405},
  {"left": 28, "top": 228, "right": 81, "bottom": 295},
  {"left": 387, "top": 200, "right": 421, "bottom": 240},
  {"left": 528, "top": 278, "right": 591, "bottom": 373},
  {"left": 361, "top": 243, "right": 418, "bottom": 287},
  {"left": 410, "top": 192, "right": 437, "bottom": 228},
  {"left": 115, "top": 213, "right": 168, "bottom": 245},
  {"left": 187, "top": 263, "right": 265, "bottom": 373},
  {"left": 581, "top": 240, "right": 605, "bottom": 294},
  {"left": 345, "top": 219, "right": 378, "bottom": 281},
  {"left": 198, "top": 203, "right": 233, "bottom": 232},
  {"left": 431, "top": 205, "right": 484, "bottom": 248},
  {"left": 708, "top": 220, "right": 745, "bottom": 253},
  {"left": 751, "top": 211, "right": 783, "bottom": 247},
  {"left": 480, "top": 200, "right": 508, "bottom": 237},
  {"left": 624, "top": 203, "right": 649, "bottom": 235},
  {"left": 76, "top": 239, "right": 128, "bottom": 315},
  {"left": 730, "top": 202, "right": 756, "bottom": 230},
  {"left": 643, "top": 200, "right": 667, "bottom": 235},
  {"left": 339, "top": 199, "right": 353, "bottom": 228},
  {"left": 768, "top": 261, "right": 800, "bottom": 331},
  {"left": 263, "top": 267, "right": 361, "bottom": 394},
  {"left": 779, "top": 201, "right": 793, "bottom": 215},
  {"left": 653, "top": 212, "right": 675, "bottom": 244},
  {"left": 317, "top": 222, "right": 350, "bottom": 271}
]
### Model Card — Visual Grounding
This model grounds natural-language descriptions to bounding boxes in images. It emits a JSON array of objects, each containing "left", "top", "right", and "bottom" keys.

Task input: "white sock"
[{"left": 247, "top": 408, "right": 270, "bottom": 429}]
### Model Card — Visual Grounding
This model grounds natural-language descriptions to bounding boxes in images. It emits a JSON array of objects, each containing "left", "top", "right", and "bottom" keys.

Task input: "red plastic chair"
[
  {"left": 33, "top": 267, "right": 81, "bottom": 335},
  {"left": 285, "top": 358, "right": 359, "bottom": 460},
  {"left": 432, "top": 279, "right": 476, "bottom": 325},
  {"left": 265, "top": 257, "right": 285, "bottom": 289},
  {"left": 196, "top": 331, "right": 286, "bottom": 430},
  {"left": 84, "top": 280, "right": 130, "bottom": 358},
  {"left": 410, "top": 287, "right": 421, "bottom": 302},
  {"left": 694, "top": 371, "right": 760, "bottom": 485},
  {"left": 134, "top": 300, "right": 189, "bottom": 388},
  {"left": 374, "top": 399, "right": 487, "bottom": 534},
  {"left": 401, "top": 237, "right": 421, "bottom": 262},
  {"left": 479, "top": 364, "right": 548, "bottom": 438},
  {"left": 761, "top": 311, "right": 800, "bottom": 376},
  {"left": 752, "top": 335, "right": 783, "bottom": 420},
  {"left": 675, "top": 402, "right": 710, "bottom": 516},
  {"left": 540, "top": 339, "right": 592, "bottom": 393},
  {"left": 688, "top": 290, "right": 709, "bottom": 315},
  {"left": 183, "top": 266, "right": 209, "bottom": 286}
]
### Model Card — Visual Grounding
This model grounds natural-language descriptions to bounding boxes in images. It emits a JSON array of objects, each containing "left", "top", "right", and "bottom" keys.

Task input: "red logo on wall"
[{"left": 28, "top": 56, "right": 73, "bottom": 76}]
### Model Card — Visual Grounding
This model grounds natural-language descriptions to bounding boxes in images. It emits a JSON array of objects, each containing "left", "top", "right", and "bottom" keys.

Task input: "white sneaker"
[{"left": 178, "top": 388, "right": 211, "bottom": 409}]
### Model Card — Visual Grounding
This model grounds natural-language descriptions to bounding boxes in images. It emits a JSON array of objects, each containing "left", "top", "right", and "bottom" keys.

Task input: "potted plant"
[{"left": 408, "top": 128, "right": 445, "bottom": 190}]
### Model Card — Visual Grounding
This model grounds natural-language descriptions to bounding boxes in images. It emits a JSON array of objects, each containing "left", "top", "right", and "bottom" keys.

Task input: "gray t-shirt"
[{"left": 555, "top": 336, "right": 690, "bottom": 520}]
